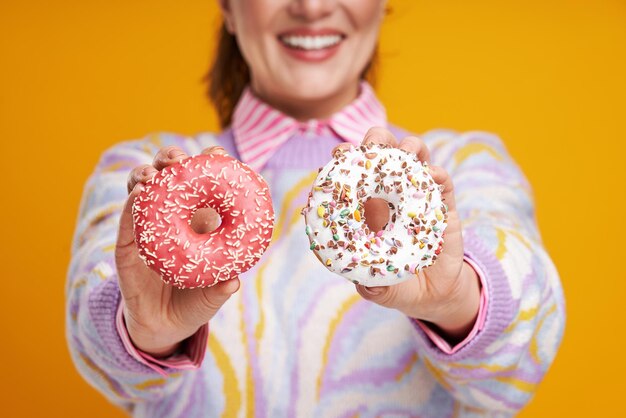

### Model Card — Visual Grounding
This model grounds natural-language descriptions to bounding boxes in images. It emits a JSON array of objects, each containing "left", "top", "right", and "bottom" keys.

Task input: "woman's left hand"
[{"left": 341, "top": 127, "right": 481, "bottom": 344}]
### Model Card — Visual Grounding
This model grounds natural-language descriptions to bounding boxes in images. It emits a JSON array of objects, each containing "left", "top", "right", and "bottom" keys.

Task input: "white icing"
[{"left": 302, "top": 144, "right": 448, "bottom": 286}]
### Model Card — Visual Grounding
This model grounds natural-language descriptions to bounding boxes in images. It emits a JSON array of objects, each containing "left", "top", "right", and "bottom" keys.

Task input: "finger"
[
  {"left": 190, "top": 207, "right": 221, "bottom": 234},
  {"left": 200, "top": 145, "right": 228, "bottom": 156},
  {"left": 116, "top": 183, "right": 144, "bottom": 268},
  {"left": 356, "top": 284, "right": 393, "bottom": 306},
  {"left": 127, "top": 164, "right": 158, "bottom": 194},
  {"left": 197, "top": 278, "right": 241, "bottom": 319},
  {"left": 153, "top": 146, "right": 189, "bottom": 170},
  {"left": 428, "top": 166, "right": 457, "bottom": 212},
  {"left": 355, "top": 281, "right": 417, "bottom": 312},
  {"left": 362, "top": 126, "right": 399, "bottom": 147},
  {"left": 363, "top": 198, "right": 390, "bottom": 232},
  {"left": 398, "top": 136, "right": 431, "bottom": 164}
]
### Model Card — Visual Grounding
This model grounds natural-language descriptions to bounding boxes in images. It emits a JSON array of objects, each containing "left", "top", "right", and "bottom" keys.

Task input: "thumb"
[
  {"left": 355, "top": 283, "right": 397, "bottom": 307},
  {"left": 193, "top": 278, "right": 241, "bottom": 321},
  {"left": 355, "top": 280, "right": 418, "bottom": 313},
  {"left": 115, "top": 183, "right": 144, "bottom": 271}
]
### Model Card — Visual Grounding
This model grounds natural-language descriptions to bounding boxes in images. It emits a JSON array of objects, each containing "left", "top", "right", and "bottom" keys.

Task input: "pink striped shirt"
[{"left": 232, "top": 81, "right": 387, "bottom": 171}]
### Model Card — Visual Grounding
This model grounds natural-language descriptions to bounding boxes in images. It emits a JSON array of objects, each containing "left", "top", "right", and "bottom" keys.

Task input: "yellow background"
[{"left": 1, "top": 0, "right": 624, "bottom": 416}]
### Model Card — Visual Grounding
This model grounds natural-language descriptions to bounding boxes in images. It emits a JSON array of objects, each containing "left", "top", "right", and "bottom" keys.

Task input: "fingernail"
[{"left": 167, "top": 149, "right": 179, "bottom": 159}]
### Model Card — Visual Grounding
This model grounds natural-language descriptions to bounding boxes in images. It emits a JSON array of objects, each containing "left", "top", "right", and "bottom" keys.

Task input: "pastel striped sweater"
[{"left": 66, "top": 126, "right": 565, "bottom": 417}]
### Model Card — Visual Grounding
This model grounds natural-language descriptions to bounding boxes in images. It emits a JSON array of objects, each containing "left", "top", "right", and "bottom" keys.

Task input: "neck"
[{"left": 249, "top": 81, "right": 360, "bottom": 122}]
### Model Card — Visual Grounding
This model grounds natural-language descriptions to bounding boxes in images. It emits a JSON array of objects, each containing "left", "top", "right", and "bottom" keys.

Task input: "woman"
[{"left": 67, "top": 1, "right": 565, "bottom": 416}]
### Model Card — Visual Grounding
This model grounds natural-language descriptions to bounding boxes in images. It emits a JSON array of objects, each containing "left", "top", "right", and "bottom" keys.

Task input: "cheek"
[
  {"left": 231, "top": 4, "right": 276, "bottom": 74},
  {"left": 345, "top": 0, "right": 385, "bottom": 59},
  {"left": 348, "top": 0, "right": 386, "bottom": 31}
]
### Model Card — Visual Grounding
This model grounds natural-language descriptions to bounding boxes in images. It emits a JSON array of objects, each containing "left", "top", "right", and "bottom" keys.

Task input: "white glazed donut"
[{"left": 302, "top": 143, "right": 448, "bottom": 286}]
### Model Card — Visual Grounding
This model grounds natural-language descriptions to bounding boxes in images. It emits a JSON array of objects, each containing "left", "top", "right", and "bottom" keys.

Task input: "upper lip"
[{"left": 278, "top": 28, "right": 346, "bottom": 38}]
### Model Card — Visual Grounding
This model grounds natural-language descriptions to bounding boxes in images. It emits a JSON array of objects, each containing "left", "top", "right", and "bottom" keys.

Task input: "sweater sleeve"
[
  {"left": 411, "top": 129, "right": 566, "bottom": 415},
  {"left": 115, "top": 299, "right": 208, "bottom": 375},
  {"left": 65, "top": 133, "right": 217, "bottom": 410}
]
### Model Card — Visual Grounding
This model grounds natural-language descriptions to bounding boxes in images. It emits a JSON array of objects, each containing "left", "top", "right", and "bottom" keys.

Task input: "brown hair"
[{"left": 204, "top": 23, "right": 379, "bottom": 129}]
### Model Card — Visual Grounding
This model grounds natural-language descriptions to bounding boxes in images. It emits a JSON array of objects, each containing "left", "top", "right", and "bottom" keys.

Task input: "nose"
[{"left": 288, "top": 0, "right": 337, "bottom": 21}]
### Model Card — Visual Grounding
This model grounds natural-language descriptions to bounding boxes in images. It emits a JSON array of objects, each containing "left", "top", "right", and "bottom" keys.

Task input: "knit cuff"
[
  {"left": 87, "top": 278, "right": 207, "bottom": 377},
  {"left": 413, "top": 255, "right": 488, "bottom": 354},
  {"left": 411, "top": 229, "right": 515, "bottom": 362},
  {"left": 116, "top": 299, "right": 208, "bottom": 377}
]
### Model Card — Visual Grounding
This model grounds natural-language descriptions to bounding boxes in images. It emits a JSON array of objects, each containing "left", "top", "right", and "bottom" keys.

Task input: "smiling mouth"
[{"left": 279, "top": 34, "right": 345, "bottom": 51}]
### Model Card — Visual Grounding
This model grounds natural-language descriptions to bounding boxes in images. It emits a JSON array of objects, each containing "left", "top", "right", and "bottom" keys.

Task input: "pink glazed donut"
[{"left": 132, "top": 153, "right": 274, "bottom": 289}]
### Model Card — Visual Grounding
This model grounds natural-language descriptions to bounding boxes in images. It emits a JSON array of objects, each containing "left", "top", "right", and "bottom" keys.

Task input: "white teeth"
[{"left": 280, "top": 35, "right": 342, "bottom": 50}]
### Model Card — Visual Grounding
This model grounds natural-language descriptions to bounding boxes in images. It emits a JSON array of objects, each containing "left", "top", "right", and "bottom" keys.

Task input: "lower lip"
[{"left": 279, "top": 39, "right": 342, "bottom": 62}]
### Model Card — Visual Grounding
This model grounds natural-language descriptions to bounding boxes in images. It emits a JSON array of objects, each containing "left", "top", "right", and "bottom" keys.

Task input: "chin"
[{"left": 279, "top": 75, "right": 353, "bottom": 102}]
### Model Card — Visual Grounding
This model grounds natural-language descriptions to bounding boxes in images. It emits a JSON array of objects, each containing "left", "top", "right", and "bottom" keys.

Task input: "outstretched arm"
[
  {"left": 65, "top": 133, "right": 235, "bottom": 409},
  {"left": 355, "top": 127, "right": 565, "bottom": 415}
]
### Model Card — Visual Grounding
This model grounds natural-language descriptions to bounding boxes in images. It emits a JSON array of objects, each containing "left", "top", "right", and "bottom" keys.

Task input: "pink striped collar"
[{"left": 232, "top": 81, "right": 387, "bottom": 171}]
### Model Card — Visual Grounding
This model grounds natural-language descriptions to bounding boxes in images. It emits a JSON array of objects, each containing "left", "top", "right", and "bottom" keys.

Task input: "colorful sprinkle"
[{"left": 303, "top": 144, "right": 447, "bottom": 287}]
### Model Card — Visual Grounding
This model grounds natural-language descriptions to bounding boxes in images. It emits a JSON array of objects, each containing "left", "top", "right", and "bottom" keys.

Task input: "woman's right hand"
[{"left": 115, "top": 145, "right": 240, "bottom": 358}]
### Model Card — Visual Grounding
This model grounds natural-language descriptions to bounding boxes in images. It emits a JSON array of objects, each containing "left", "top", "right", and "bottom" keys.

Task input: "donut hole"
[
  {"left": 363, "top": 198, "right": 391, "bottom": 233},
  {"left": 190, "top": 207, "right": 221, "bottom": 234}
]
